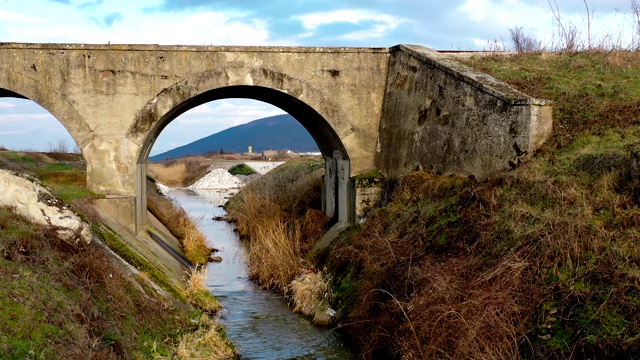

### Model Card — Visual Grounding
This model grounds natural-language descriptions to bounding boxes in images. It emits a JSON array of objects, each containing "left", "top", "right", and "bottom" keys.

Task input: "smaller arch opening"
[
  {"left": 0, "top": 96, "right": 79, "bottom": 153},
  {"left": 0, "top": 90, "right": 88, "bottom": 207}
]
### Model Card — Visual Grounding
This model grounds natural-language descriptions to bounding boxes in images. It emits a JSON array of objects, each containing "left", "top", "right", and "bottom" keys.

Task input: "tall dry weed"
[
  {"left": 147, "top": 156, "right": 210, "bottom": 187},
  {"left": 180, "top": 216, "right": 211, "bottom": 265},
  {"left": 402, "top": 255, "right": 529, "bottom": 359},
  {"left": 225, "top": 159, "right": 328, "bottom": 293},
  {"left": 247, "top": 220, "right": 306, "bottom": 291},
  {"left": 148, "top": 161, "right": 188, "bottom": 187}
]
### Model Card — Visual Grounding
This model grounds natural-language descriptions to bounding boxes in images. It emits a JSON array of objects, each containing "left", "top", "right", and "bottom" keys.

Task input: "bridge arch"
[
  {"left": 0, "top": 69, "right": 93, "bottom": 148},
  {"left": 132, "top": 67, "right": 355, "bottom": 232}
]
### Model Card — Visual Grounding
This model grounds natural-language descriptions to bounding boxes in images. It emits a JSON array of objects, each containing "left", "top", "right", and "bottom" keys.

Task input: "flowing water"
[{"left": 169, "top": 188, "right": 354, "bottom": 360}]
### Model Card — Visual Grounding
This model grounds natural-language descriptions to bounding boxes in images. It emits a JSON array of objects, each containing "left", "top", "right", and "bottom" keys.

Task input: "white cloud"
[
  {"left": 0, "top": 114, "right": 53, "bottom": 122},
  {"left": 0, "top": 100, "right": 16, "bottom": 109},
  {"left": 296, "top": 10, "right": 395, "bottom": 29},
  {"left": 0, "top": 9, "right": 49, "bottom": 23},
  {"left": 1, "top": 2, "right": 271, "bottom": 46},
  {"left": 0, "top": 113, "right": 74, "bottom": 151},
  {"left": 295, "top": 9, "right": 405, "bottom": 40}
]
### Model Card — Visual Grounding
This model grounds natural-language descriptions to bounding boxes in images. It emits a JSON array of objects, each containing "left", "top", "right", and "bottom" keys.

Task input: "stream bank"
[{"left": 169, "top": 188, "right": 354, "bottom": 359}]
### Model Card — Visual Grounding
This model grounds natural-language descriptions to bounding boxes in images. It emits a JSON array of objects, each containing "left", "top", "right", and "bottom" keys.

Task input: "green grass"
[
  {"left": 462, "top": 52, "right": 640, "bottom": 148},
  {"left": 1, "top": 151, "right": 37, "bottom": 163},
  {"left": 0, "top": 207, "right": 204, "bottom": 359},
  {"left": 228, "top": 163, "right": 257, "bottom": 176}
]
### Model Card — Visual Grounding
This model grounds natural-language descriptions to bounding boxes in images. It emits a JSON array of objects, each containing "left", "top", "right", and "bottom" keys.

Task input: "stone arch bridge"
[{"left": 0, "top": 43, "right": 551, "bottom": 234}]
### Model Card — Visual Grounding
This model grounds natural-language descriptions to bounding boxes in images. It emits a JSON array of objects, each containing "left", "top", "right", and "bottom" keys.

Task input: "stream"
[{"left": 168, "top": 188, "right": 354, "bottom": 360}]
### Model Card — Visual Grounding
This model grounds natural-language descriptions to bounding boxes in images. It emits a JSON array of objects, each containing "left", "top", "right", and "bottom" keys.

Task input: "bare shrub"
[
  {"left": 509, "top": 27, "right": 541, "bottom": 53},
  {"left": 631, "top": 0, "right": 640, "bottom": 49},
  {"left": 47, "top": 139, "right": 69, "bottom": 153}
]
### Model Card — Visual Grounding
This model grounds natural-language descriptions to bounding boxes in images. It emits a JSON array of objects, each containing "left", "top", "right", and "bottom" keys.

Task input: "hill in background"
[{"left": 150, "top": 114, "right": 319, "bottom": 161}]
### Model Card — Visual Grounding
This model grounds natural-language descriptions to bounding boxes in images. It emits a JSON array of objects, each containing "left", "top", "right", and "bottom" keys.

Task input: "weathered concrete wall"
[
  {"left": 375, "top": 45, "right": 552, "bottom": 180},
  {"left": 0, "top": 44, "right": 390, "bottom": 197},
  {"left": 0, "top": 44, "right": 391, "bottom": 231}
]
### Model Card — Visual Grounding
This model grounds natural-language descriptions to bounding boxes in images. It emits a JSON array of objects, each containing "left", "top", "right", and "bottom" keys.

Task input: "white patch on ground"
[
  {"left": 0, "top": 169, "right": 92, "bottom": 243},
  {"left": 189, "top": 168, "right": 244, "bottom": 189},
  {"left": 244, "top": 161, "right": 285, "bottom": 175},
  {"left": 156, "top": 182, "right": 171, "bottom": 195}
]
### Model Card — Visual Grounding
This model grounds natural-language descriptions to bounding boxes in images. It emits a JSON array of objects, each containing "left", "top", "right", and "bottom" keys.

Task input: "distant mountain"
[{"left": 149, "top": 114, "right": 320, "bottom": 161}]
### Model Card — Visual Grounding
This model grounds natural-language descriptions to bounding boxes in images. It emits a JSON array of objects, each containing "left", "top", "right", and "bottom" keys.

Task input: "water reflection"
[{"left": 168, "top": 189, "right": 354, "bottom": 360}]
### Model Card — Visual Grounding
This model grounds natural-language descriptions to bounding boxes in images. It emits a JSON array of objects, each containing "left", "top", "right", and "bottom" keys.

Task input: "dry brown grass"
[
  {"left": 174, "top": 314, "right": 236, "bottom": 360},
  {"left": 148, "top": 156, "right": 210, "bottom": 187},
  {"left": 147, "top": 180, "right": 211, "bottom": 265},
  {"left": 180, "top": 216, "right": 212, "bottom": 266},
  {"left": 225, "top": 159, "right": 329, "bottom": 293},
  {"left": 247, "top": 219, "right": 306, "bottom": 291},
  {"left": 0, "top": 206, "right": 209, "bottom": 359},
  {"left": 286, "top": 270, "right": 335, "bottom": 326},
  {"left": 185, "top": 267, "right": 222, "bottom": 313},
  {"left": 328, "top": 171, "right": 521, "bottom": 359}
]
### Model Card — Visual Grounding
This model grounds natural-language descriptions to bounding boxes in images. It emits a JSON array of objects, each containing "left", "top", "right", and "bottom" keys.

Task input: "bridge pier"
[{"left": 323, "top": 151, "right": 355, "bottom": 226}]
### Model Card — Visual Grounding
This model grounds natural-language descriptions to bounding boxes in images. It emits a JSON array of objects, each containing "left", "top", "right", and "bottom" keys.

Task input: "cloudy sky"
[{"left": 0, "top": 0, "right": 636, "bottom": 154}]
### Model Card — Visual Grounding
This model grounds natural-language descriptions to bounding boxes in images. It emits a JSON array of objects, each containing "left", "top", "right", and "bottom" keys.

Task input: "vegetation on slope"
[
  {"left": 224, "top": 51, "right": 640, "bottom": 359},
  {"left": 0, "top": 150, "right": 235, "bottom": 359},
  {"left": 146, "top": 178, "right": 213, "bottom": 265},
  {"left": 228, "top": 163, "right": 257, "bottom": 176}
]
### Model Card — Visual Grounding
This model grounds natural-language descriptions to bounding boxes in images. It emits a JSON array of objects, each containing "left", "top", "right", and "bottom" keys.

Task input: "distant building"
[
  {"left": 262, "top": 149, "right": 279, "bottom": 157},
  {"left": 262, "top": 149, "right": 298, "bottom": 158}
]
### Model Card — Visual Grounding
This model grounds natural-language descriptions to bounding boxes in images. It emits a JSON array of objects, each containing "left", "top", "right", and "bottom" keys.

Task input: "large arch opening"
[{"left": 136, "top": 85, "right": 353, "bottom": 232}]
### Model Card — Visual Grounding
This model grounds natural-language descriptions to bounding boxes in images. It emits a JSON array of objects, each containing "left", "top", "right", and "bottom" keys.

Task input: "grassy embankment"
[
  {"left": 225, "top": 51, "right": 640, "bottom": 359},
  {"left": 0, "top": 151, "right": 234, "bottom": 359}
]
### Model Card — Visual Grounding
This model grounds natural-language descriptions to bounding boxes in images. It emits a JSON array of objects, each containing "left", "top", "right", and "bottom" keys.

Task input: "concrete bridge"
[{"left": 0, "top": 43, "right": 551, "bottom": 234}]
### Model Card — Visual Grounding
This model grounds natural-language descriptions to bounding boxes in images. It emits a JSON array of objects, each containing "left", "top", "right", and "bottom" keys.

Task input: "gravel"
[
  {"left": 189, "top": 168, "right": 244, "bottom": 189},
  {"left": 245, "top": 161, "right": 285, "bottom": 175}
]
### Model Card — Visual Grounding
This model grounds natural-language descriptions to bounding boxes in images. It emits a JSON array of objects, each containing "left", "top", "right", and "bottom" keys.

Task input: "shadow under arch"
[{"left": 135, "top": 85, "right": 354, "bottom": 233}]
